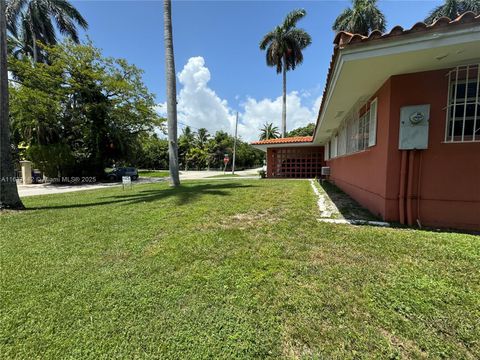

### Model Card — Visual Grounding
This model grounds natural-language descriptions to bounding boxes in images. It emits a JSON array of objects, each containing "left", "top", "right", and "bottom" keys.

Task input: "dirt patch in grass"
[
  {"left": 0, "top": 209, "right": 23, "bottom": 216},
  {"left": 197, "top": 209, "right": 282, "bottom": 231},
  {"left": 101, "top": 250, "right": 131, "bottom": 263},
  {"left": 380, "top": 328, "right": 428, "bottom": 358},
  {"left": 282, "top": 336, "right": 313, "bottom": 359}
]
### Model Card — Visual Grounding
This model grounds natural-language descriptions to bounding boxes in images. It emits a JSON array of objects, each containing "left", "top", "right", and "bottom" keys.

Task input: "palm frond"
[
  {"left": 463, "top": 0, "right": 480, "bottom": 13},
  {"left": 6, "top": 0, "right": 29, "bottom": 35},
  {"left": 332, "top": 8, "right": 353, "bottom": 32},
  {"left": 288, "top": 28, "right": 312, "bottom": 49},
  {"left": 332, "top": 0, "right": 386, "bottom": 35},
  {"left": 282, "top": 9, "right": 307, "bottom": 30},
  {"left": 259, "top": 30, "right": 276, "bottom": 50},
  {"left": 425, "top": 0, "right": 480, "bottom": 24},
  {"left": 48, "top": 0, "right": 88, "bottom": 29},
  {"left": 6, "top": 0, "right": 88, "bottom": 61}
]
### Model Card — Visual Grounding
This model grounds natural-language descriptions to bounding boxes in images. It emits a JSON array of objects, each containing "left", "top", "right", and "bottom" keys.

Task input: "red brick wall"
[{"left": 266, "top": 147, "right": 324, "bottom": 178}]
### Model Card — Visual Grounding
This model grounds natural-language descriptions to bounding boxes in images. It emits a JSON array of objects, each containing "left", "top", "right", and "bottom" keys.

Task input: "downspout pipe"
[
  {"left": 399, "top": 150, "right": 407, "bottom": 225},
  {"left": 406, "top": 150, "right": 415, "bottom": 226},
  {"left": 416, "top": 151, "right": 423, "bottom": 228}
]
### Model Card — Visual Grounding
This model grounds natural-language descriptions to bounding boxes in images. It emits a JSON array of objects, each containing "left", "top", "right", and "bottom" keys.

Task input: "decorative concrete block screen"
[{"left": 268, "top": 147, "right": 324, "bottom": 178}]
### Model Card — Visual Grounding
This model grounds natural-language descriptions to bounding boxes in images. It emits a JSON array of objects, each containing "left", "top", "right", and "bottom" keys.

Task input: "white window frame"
[
  {"left": 357, "top": 110, "right": 370, "bottom": 151},
  {"left": 445, "top": 64, "right": 480, "bottom": 143},
  {"left": 331, "top": 135, "right": 338, "bottom": 158},
  {"left": 338, "top": 125, "right": 347, "bottom": 156},
  {"left": 368, "top": 98, "right": 378, "bottom": 147},
  {"left": 326, "top": 97, "right": 378, "bottom": 158}
]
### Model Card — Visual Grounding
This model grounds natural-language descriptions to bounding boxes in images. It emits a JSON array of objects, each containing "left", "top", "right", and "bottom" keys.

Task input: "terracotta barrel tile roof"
[
  {"left": 251, "top": 136, "right": 313, "bottom": 145},
  {"left": 314, "top": 11, "right": 480, "bottom": 141},
  {"left": 333, "top": 11, "right": 480, "bottom": 49}
]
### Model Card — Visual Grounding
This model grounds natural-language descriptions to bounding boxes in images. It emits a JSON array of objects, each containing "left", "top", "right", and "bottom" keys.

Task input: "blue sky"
[{"left": 72, "top": 0, "right": 443, "bottom": 140}]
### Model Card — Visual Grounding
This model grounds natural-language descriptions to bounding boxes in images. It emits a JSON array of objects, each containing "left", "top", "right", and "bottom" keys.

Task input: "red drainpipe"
[
  {"left": 406, "top": 150, "right": 415, "bottom": 226},
  {"left": 399, "top": 150, "right": 407, "bottom": 224},
  {"left": 416, "top": 151, "right": 423, "bottom": 227}
]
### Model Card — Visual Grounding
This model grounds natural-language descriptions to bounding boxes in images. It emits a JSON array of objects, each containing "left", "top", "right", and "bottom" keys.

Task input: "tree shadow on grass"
[{"left": 29, "top": 182, "right": 256, "bottom": 210}]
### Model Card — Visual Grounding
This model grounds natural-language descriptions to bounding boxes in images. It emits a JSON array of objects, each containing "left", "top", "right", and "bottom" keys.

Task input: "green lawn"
[
  {"left": 138, "top": 170, "right": 170, "bottom": 178},
  {"left": 1, "top": 180, "right": 478, "bottom": 359}
]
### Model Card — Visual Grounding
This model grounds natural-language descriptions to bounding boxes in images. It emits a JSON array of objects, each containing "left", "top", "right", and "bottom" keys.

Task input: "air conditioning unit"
[{"left": 321, "top": 166, "right": 331, "bottom": 176}]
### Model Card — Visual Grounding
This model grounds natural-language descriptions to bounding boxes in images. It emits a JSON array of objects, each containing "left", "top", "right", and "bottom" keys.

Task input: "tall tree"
[
  {"left": 178, "top": 126, "right": 195, "bottom": 170},
  {"left": 260, "top": 9, "right": 311, "bottom": 138},
  {"left": 9, "top": 41, "right": 161, "bottom": 178},
  {"left": 287, "top": 123, "right": 315, "bottom": 137},
  {"left": 0, "top": 0, "right": 23, "bottom": 209},
  {"left": 196, "top": 128, "right": 209, "bottom": 148},
  {"left": 332, "top": 0, "right": 386, "bottom": 36},
  {"left": 163, "top": 0, "right": 180, "bottom": 186},
  {"left": 259, "top": 123, "right": 280, "bottom": 140},
  {"left": 425, "top": 0, "right": 480, "bottom": 24},
  {"left": 6, "top": 0, "right": 88, "bottom": 62}
]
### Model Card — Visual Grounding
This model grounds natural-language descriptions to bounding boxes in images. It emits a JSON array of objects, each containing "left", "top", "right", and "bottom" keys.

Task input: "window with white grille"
[
  {"left": 328, "top": 98, "right": 377, "bottom": 159},
  {"left": 445, "top": 64, "right": 480, "bottom": 142}
]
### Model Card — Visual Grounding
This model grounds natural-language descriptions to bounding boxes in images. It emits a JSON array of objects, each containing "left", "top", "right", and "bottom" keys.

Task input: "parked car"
[{"left": 106, "top": 167, "right": 139, "bottom": 182}]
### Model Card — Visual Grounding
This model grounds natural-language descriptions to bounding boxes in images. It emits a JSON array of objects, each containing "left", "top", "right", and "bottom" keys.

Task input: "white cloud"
[
  {"left": 158, "top": 56, "right": 321, "bottom": 142},
  {"left": 239, "top": 92, "right": 321, "bottom": 141},
  {"left": 176, "top": 56, "right": 235, "bottom": 135}
]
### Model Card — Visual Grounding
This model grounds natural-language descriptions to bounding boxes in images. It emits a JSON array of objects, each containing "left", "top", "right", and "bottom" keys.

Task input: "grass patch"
[
  {"left": 1, "top": 180, "right": 479, "bottom": 358},
  {"left": 138, "top": 170, "right": 170, "bottom": 178}
]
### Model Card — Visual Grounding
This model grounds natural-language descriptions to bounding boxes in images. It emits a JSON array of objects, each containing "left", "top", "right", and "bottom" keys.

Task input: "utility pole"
[{"left": 232, "top": 111, "right": 238, "bottom": 174}]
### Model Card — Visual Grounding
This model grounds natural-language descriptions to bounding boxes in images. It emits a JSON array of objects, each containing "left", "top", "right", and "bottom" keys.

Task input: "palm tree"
[
  {"left": 425, "top": 0, "right": 480, "bottom": 24},
  {"left": 6, "top": 0, "right": 88, "bottom": 62},
  {"left": 0, "top": 0, "right": 23, "bottom": 210},
  {"left": 332, "top": 0, "right": 386, "bottom": 36},
  {"left": 178, "top": 126, "right": 194, "bottom": 170},
  {"left": 196, "top": 128, "right": 209, "bottom": 148},
  {"left": 259, "top": 9, "right": 312, "bottom": 138},
  {"left": 163, "top": 0, "right": 180, "bottom": 186},
  {"left": 259, "top": 123, "right": 280, "bottom": 140}
]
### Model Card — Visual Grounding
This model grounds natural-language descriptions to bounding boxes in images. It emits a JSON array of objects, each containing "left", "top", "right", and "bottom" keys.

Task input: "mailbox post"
[{"left": 20, "top": 161, "right": 32, "bottom": 185}]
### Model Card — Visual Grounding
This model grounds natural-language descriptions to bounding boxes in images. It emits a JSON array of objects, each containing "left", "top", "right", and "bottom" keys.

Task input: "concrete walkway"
[
  {"left": 309, "top": 179, "right": 390, "bottom": 227},
  {"left": 17, "top": 168, "right": 262, "bottom": 197}
]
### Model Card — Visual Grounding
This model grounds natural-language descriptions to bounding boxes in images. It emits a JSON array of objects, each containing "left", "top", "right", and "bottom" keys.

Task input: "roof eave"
[{"left": 313, "top": 19, "right": 480, "bottom": 145}]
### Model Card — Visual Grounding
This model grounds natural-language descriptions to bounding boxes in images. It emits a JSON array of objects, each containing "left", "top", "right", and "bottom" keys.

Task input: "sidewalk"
[
  {"left": 17, "top": 168, "right": 262, "bottom": 197},
  {"left": 17, "top": 177, "right": 164, "bottom": 197}
]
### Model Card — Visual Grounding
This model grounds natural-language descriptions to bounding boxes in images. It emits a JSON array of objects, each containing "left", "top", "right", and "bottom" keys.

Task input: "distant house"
[{"left": 252, "top": 12, "right": 480, "bottom": 231}]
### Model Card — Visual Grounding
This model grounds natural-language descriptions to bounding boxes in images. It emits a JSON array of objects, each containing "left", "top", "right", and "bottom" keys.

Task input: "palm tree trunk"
[
  {"left": 163, "top": 0, "right": 180, "bottom": 186},
  {"left": 281, "top": 54, "right": 287, "bottom": 137},
  {"left": 0, "top": 0, "right": 24, "bottom": 210},
  {"left": 31, "top": 27, "right": 38, "bottom": 63}
]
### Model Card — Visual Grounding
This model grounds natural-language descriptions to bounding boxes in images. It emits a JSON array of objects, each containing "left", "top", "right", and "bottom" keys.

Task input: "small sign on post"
[{"left": 122, "top": 176, "right": 132, "bottom": 190}]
